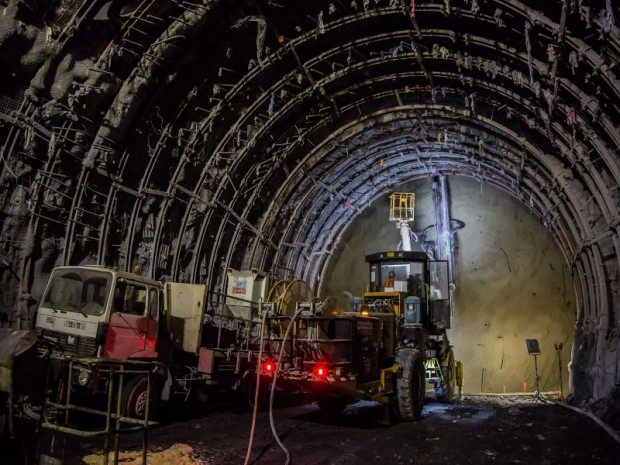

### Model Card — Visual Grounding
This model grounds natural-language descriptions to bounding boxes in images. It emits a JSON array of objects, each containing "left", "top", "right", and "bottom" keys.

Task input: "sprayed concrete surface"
[{"left": 321, "top": 176, "right": 575, "bottom": 396}]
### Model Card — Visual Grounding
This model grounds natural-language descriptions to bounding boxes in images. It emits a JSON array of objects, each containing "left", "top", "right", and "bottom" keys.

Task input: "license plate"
[{"left": 64, "top": 320, "right": 85, "bottom": 330}]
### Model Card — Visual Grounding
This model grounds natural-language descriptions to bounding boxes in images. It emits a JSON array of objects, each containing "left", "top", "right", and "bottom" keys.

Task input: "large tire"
[
  {"left": 190, "top": 385, "right": 211, "bottom": 416},
  {"left": 394, "top": 348, "right": 425, "bottom": 421},
  {"left": 437, "top": 348, "right": 456, "bottom": 403},
  {"left": 235, "top": 372, "right": 268, "bottom": 413},
  {"left": 122, "top": 376, "right": 158, "bottom": 420}
]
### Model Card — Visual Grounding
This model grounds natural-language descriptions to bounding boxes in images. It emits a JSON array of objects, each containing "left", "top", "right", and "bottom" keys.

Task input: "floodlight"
[{"left": 525, "top": 339, "right": 540, "bottom": 355}]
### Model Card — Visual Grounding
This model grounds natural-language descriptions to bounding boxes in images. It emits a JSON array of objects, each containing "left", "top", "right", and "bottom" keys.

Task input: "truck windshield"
[{"left": 42, "top": 269, "right": 112, "bottom": 316}]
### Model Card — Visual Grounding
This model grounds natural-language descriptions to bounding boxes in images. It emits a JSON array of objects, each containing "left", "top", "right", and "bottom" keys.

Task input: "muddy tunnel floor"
[{"left": 39, "top": 396, "right": 620, "bottom": 465}]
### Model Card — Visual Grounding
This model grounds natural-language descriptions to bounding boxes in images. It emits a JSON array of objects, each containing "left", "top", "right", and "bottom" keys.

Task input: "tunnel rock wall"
[
  {"left": 0, "top": 0, "right": 618, "bottom": 418},
  {"left": 449, "top": 178, "right": 575, "bottom": 396}
]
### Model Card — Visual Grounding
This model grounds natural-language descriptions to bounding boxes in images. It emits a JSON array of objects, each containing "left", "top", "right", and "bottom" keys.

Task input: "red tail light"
[
  {"left": 262, "top": 360, "right": 275, "bottom": 373},
  {"left": 313, "top": 364, "right": 328, "bottom": 378}
]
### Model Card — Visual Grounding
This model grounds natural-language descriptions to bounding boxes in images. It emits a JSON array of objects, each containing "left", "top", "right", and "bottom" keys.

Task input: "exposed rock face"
[{"left": 0, "top": 0, "right": 618, "bottom": 422}]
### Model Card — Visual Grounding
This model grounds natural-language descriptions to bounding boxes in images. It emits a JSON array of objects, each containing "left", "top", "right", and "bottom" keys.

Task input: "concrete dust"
[{"left": 81, "top": 443, "right": 206, "bottom": 465}]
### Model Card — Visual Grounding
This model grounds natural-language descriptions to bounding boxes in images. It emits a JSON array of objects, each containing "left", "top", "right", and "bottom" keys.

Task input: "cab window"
[
  {"left": 114, "top": 281, "right": 147, "bottom": 315},
  {"left": 148, "top": 288, "right": 159, "bottom": 320}
]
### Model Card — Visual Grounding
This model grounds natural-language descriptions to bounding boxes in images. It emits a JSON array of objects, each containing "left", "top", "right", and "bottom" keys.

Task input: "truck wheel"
[
  {"left": 191, "top": 385, "right": 211, "bottom": 415},
  {"left": 316, "top": 396, "right": 350, "bottom": 415},
  {"left": 437, "top": 348, "right": 456, "bottom": 403},
  {"left": 122, "top": 376, "right": 157, "bottom": 420},
  {"left": 236, "top": 373, "right": 268, "bottom": 413},
  {"left": 394, "top": 348, "right": 425, "bottom": 421}
]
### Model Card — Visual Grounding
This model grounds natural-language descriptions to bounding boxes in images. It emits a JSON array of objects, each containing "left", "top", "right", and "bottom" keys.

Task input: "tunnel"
[{"left": 0, "top": 0, "right": 619, "bottom": 429}]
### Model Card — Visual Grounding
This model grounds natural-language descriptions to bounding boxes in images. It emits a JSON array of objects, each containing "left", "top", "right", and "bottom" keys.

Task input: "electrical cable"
[
  {"left": 243, "top": 306, "right": 269, "bottom": 465},
  {"left": 267, "top": 306, "right": 304, "bottom": 465},
  {"left": 553, "top": 400, "right": 620, "bottom": 445}
]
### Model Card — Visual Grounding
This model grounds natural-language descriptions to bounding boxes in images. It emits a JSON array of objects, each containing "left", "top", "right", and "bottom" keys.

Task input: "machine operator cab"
[{"left": 364, "top": 251, "right": 451, "bottom": 330}]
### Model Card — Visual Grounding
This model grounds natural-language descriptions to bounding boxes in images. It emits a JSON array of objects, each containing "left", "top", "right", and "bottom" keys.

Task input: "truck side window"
[
  {"left": 113, "top": 280, "right": 147, "bottom": 315},
  {"left": 148, "top": 288, "right": 158, "bottom": 320},
  {"left": 130, "top": 286, "right": 147, "bottom": 315}
]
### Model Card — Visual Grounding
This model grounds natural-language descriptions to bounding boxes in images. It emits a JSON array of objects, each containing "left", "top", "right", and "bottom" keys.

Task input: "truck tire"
[
  {"left": 316, "top": 395, "right": 350, "bottom": 415},
  {"left": 236, "top": 373, "right": 267, "bottom": 413},
  {"left": 191, "top": 385, "right": 211, "bottom": 415},
  {"left": 394, "top": 348, "right": 425, "bottom": 421},
  {"left": 437, "top": 348, "right": 456, "bottom": 403},
  {"left": 122, "top": 376, "right": 157, "bottom": 420}
]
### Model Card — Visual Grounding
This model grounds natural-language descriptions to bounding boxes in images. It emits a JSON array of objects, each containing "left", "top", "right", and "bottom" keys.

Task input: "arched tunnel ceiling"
[{"left": 0, "top": 0, "right": 619, "bottom": 379}]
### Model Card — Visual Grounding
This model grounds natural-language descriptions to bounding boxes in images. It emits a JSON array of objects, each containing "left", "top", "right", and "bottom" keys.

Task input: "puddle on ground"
[
  {"left": 305, "top": 399, "right": 497, "bottom": 424},
  {"left": 424, "top": 402, "right": 496, "bottom": 423}
]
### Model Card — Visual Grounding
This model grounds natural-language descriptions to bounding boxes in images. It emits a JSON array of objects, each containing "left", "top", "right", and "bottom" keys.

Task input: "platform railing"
[{"left": 36, "top": 356, "right": 161, "bottom": 465}]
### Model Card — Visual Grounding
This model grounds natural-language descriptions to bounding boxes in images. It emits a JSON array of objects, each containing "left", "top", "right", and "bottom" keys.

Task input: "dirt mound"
[{"left": 81, "top": 443, "right": 205, "bottom": 465}]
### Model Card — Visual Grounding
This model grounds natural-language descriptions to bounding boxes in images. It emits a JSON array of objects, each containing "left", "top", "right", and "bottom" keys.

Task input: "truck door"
[
  {"left": 103, "top": 280, "right": 158, "bottom": 359},
  {"left": 145, "top": 287, "right": 160, "bottom": 354}
]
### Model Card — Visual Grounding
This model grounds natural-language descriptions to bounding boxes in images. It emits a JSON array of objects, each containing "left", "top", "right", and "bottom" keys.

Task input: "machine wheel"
[
  {"left": 316, "top": 396, "right": 350, "bottom": 415},
  {"left": 437, "top": 348, "right": 456, "bottom": 403},
  {"left": 122, "top": 376, "right": 158, "bottom": 420},
  {"left": 190, "top": 385, "right": 211, "bottom": 415},
  {"left": 236, "top": 372, "right": 268, "bottom": 413},
  {"left": 394, "top": 348, "right": 425, "bottom": 421}
]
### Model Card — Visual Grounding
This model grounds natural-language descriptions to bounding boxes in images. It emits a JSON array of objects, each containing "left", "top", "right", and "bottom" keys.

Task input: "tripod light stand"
[{"left": 526, "top": 339, "right": 543, "bottom": 401}]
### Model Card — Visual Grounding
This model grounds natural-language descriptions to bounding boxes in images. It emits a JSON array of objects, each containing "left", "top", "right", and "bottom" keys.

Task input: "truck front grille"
[{"left": 40, "top": 329, "right": 97, "bottom": 357}]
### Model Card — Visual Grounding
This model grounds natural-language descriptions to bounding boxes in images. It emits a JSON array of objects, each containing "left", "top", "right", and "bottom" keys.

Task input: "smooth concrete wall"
[{"left": 320, "top": 176, "right": 575, "bottom": 395}]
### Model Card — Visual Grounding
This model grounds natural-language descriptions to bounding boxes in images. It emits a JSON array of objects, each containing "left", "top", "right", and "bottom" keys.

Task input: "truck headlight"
[{"left": 77, "top": 368, "right": 92, "bottom": 387}]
